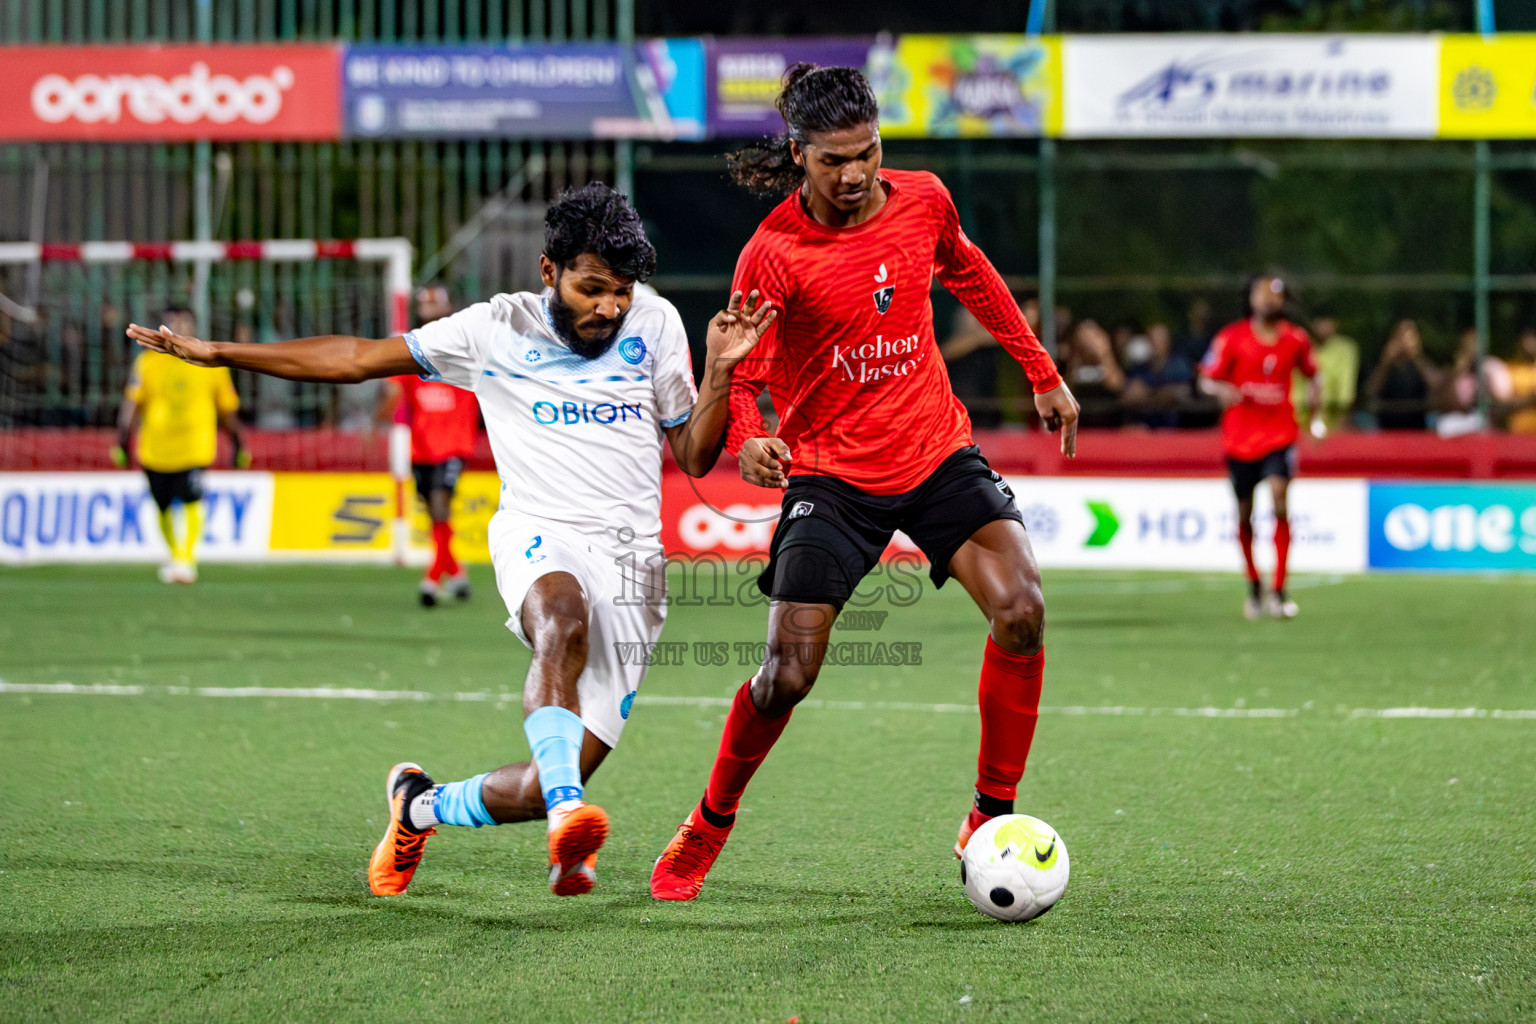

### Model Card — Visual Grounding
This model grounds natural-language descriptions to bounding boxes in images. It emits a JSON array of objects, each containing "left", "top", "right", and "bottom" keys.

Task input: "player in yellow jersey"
[{"left": 112, "top": 305, "right": 247, "bottom": 584}]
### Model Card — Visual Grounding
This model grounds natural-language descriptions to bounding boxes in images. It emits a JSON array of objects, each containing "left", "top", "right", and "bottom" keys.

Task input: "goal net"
[{"left": 0, "top": 239, "right": 410, "bottom": 461}]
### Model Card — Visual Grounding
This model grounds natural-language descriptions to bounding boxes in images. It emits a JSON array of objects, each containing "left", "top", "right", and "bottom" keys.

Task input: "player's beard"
[{"left": 548, "top": 285, "right": 625, "bottom": 360}]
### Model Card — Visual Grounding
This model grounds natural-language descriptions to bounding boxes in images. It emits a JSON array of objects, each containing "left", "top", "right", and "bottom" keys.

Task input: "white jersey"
[{"left": 404, "top": 288, "right": 697, "bottom": 541}]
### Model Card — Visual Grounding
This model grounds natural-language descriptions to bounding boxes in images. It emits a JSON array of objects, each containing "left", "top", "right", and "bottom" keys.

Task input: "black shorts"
[
  {"left": 144, "top": 468, "right": 204, "bottom": 511},
  {"left": 1226, "top": 444, "right": 1297, "bottom": 499},
  {"left": 760, "top": 445, "right": 1025, "bottom": 609},
  {"left": 412, "top": 458, "right": 465, "bottom": 500}
]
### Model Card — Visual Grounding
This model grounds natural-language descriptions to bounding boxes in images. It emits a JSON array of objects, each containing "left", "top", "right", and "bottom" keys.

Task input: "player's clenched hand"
[
  {"left": 126, "top": 323, "right": 221, "bottom": 367},
  {"left": 740, "top": 436, "right": 791, "bottom": 489},
  {"left": 1034, "top": 382, "right": 1081, "bottom": 459},
  {"left": 705, "top": 289, "right": 777, "bottom": 365}
]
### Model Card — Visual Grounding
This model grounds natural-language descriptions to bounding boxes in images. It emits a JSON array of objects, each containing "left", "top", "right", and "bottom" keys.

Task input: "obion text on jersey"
[{"left": 531, "top": 400, "right": 645, "bottom": 426}]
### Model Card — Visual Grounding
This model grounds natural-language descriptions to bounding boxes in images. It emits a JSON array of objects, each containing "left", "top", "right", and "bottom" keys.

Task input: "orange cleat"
[
  {"left": 547, "top": 803, "right": 609, "bottom": 896},
  {"left": 368, "top": 762, "right": 437, "bottom": 896},
  {"left": 954, "top": 807, "right": 991, "bottom": 859},
  {"left": 650, "top": 804, "right": 731, "bottom": 901}
]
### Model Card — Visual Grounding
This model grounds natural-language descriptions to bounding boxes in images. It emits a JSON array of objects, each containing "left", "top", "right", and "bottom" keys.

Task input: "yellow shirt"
[
  {"left": 125, "top": 353, "right": 239, "bottom": 472},
  {"left": 1508, "top": 361, "right": 1536, "bottom": 434}
]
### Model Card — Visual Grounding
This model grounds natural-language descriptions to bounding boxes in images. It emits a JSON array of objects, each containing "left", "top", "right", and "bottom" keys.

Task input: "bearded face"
[{"left": 543, "top": 255, "right": 635, "bottom": 360}]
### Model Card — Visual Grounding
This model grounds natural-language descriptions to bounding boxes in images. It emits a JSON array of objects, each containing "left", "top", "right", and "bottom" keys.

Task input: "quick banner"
[{"left": 0, "top": 471, "right": 273, "bottom": 564}]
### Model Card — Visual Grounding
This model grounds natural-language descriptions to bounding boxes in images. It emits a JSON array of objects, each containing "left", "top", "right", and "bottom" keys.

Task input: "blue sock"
[
  {"left": 433, "top": 773, "right": 495, "bottom": 828},
  {"left": 524, "top": 705, "right": 584, "bottom": 812}
]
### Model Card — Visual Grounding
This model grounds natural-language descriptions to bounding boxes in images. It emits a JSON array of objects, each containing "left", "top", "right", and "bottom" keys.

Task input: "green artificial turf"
[{"left": 1, "top": 564, "right": 1532, "bottom": 1022}]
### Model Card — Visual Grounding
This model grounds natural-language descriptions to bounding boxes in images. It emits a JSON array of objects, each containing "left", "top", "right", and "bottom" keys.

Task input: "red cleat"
[{"left": 650, "top": 804, "right": 732, "bottom": 901}]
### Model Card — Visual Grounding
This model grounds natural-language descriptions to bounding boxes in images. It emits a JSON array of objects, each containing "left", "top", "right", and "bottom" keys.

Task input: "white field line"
[{"left": 2, "top": 680, "right": 1533, "bottom": 720}]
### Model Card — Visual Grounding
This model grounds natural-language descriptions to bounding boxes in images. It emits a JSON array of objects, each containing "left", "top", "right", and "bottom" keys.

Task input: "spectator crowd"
[{"left": 942, "top": 296, "right": 1536, "bottom": 436}]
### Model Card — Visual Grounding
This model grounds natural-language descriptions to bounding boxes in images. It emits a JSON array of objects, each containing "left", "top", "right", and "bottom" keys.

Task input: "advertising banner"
[
  {"left": 0, "top": 471, "right": 273, "bottom": 564},
  {"left": 1368, "top": 482, "right": 1536, "bottom": 571},
  {"left": 343, "top": 41, "right": 705, "bottom": 140},
  {"left": 1011, "top": 477, "right": 1367, "bottom": 572},
  {"left": 876, "top": 35, "right": 1060, "bottom": 138},
  {"left": 0, "top": 45, "right": 342, "bottom": 141},
  {"left": 267, "top": 471, "right": 499, "bottom": 562},
  {"left": 660, "top": 471, "right": 1368, "bottom": 574},
  {"left": 1439, "top": 34, "right": 1536, "bottom": 138},
  {"left": 706, "top": 38, "right": 875, "bottom": 137},
  {"left": 1062, "top": 34, "right": 1438, "bottom": 138}
]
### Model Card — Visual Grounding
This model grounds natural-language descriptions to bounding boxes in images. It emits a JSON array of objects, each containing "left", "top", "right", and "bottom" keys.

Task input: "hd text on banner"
[{"left": 662, "top": 473, "right": 1369, "bottom": 574}]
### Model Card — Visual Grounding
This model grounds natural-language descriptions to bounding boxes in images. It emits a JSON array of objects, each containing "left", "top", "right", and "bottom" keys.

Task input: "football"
[{"left": 960, "top": 814, "right": 1070, "bottom": 922}]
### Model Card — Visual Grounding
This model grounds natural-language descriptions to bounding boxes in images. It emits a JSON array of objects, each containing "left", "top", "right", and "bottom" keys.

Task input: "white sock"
[
  {"left": 408, "top": 787, "right": 440, "bottom": 831},
  {"left": 547, "top": 797, "right": 583, "bottom": 831}
]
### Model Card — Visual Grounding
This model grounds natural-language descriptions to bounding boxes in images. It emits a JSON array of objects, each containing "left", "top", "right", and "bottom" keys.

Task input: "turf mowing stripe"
[{"left": 5, "top": 679, "right": 1535, "bottom": 720}]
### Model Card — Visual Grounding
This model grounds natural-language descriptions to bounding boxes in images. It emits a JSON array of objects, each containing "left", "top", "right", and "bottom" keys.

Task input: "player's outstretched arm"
[
  {"left": 125, "top": 323, "right": 421, "bottom": 384},
  {"left": 665, "top": 290, "right": 777, "bottom": 477}
]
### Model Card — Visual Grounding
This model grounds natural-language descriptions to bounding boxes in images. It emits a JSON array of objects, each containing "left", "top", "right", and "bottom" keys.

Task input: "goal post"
[{"left": 0, "top": 237, "right": 418, "bottom": 565}]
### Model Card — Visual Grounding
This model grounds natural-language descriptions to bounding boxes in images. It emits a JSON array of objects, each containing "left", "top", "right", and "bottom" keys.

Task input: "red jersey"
[
  {"left": 397, "top": 375, "right": 480, "bottom": 464},
  {"left": 1200, "top": 318, "right": 1317, "bottom": 460},
  {"left": 726, "top": 168, "right": 1061, "bottom": 495}
]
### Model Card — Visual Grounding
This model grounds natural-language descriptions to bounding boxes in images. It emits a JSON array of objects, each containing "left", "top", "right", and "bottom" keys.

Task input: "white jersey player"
[{"left": 127, "top": 183, "right": 775, "bottom": 899}]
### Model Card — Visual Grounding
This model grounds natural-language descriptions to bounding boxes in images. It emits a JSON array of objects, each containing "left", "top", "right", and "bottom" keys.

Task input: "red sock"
[
  {"left": 976, "top": 637, "right": 1044, "bottom": 802},
  {"left": 1238, "top": 521, "right": 1260, "bottom": 584},
  {"left": 1273, "top": 516, "right": 1291, "bottom": 593},
  {"left": 430, "top": 521, "right": 457, "bottom": 581},
  {"left": 703, "top": 680, "right": 792, "bottom": 817}
]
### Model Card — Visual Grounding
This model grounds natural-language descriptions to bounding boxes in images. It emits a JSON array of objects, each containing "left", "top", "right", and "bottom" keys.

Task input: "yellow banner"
[
  {"left": 269, "top": 471, "right": 499, "bottom": 562},
  {"left": 1440, "top": 35, "right": 1536, "bottom": 138},
  {"left": 877, "top": 35, "right": 1062, "bottom": 139}
]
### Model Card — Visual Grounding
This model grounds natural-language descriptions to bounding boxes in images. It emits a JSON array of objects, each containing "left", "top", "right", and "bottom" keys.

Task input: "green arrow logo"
[{"left": 1085, "top": 501, "right": 1119, "bottom": 547}]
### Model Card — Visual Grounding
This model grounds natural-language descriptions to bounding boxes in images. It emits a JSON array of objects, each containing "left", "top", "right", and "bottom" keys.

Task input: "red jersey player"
[
  {"left": 383, "top": 285, "right": 482, "bottom": 606},
  {"left": 1198, "top": 274, "right": 1319, "bottom": 620},
  {"left": 649, "top": 64, "right": 1080, "bottom": 901}
]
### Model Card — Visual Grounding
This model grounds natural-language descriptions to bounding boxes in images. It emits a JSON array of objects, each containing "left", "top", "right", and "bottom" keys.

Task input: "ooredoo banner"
[
  {"left": 0, "top": 45, "right": 343, "bottom": 141},
  {"left": 1062, "top": 35, "right": 1438, "bottom": 138}
]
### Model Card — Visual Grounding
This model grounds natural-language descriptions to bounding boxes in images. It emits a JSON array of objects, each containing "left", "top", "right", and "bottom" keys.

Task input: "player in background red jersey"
[
  {"left": 381, "top": 285, "right": 482, "bottom": 607},
  {"left": 1199, "top": 274, "right": 1319, "bottom": 620},
  {"left": 650, "top": 64, "right": 1080, "bottom": 901}
]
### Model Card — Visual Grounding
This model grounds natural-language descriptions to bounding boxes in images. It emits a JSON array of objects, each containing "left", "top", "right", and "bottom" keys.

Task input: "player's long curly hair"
[
  {"left": 544, "top": 181, "right": 657, "bottom": 281},
  {"left": 727, "top": 63, "right": 880, "bottom": 197}
]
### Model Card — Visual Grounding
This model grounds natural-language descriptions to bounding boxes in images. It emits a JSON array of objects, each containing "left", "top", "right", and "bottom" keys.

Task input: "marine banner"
[{"left": 1062, "top": 35, "right": 1438, "bottom": 138}]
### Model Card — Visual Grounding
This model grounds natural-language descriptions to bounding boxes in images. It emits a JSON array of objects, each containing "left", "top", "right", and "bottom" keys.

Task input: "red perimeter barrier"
[{"left": 1, "top": 427, "right": 1533, "bottom": 478}]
